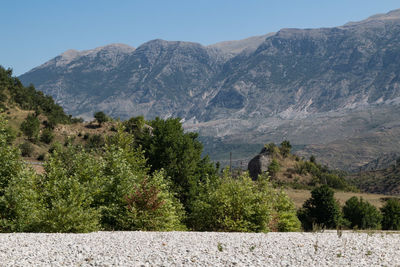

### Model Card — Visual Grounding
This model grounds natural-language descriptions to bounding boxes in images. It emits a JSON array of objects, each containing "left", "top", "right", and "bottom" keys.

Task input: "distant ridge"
[{"left": 19, "top": 8, "right": 400, "bottom": 170}]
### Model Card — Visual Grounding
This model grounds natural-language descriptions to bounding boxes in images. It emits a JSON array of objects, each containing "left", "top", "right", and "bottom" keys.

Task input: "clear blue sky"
[{"left": 1, "top": 0, "right": 399, "bottom": 76}]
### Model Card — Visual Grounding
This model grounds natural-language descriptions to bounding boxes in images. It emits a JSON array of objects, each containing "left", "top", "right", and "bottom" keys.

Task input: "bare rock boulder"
[{"left": 248, "top": 148, "right": 272, "bottom": 180}]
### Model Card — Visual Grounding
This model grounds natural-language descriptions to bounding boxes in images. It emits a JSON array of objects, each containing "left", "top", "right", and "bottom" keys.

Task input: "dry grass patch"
[{"left": 285, "top": 188, "right": 398, "bottom": 209}]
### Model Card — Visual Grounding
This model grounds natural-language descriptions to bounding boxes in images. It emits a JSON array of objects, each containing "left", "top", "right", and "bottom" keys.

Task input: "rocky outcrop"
[{"left": 248, "top": 148, "right": 272, "bottom": 180}]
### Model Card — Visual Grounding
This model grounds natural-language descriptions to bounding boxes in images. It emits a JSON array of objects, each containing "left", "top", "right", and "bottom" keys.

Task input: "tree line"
[{"left": 0, "top": 114, "right": 301, "bottom": 232}]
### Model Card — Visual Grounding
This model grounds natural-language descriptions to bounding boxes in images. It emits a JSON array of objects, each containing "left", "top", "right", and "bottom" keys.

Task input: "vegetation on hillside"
[
  {"left": 0, "top": 66, "right": 84, "bottom": 160},
  {"left": 348, "top": 160, "right": 400, "bottom": 196},
  {"left": 0, "top": 66, "right": 72, "bottom": 125},
  {"left": 253, "top": 142, "right": 357, "bottom": 192},
  {"left": 1, "top": 67, "right": 399, "bottom": 232}
]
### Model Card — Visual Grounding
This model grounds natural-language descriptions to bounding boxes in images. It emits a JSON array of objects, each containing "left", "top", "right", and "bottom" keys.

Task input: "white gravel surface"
[{"left": 0, "top": 231, "right": 399, "bottom": 266}]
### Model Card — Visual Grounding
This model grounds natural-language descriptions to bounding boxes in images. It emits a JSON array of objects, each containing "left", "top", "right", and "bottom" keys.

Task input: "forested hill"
[{"left": 0, "top": 66, "right": 71, "bottom": 125}]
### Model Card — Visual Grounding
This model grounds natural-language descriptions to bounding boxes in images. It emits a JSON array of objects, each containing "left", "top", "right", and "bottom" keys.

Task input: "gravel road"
[{"left": 0, "top": 231, "right": 399, "bottom": 266}]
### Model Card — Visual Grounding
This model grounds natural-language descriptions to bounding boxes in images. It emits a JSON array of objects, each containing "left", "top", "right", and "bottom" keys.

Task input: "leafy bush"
[
  {"left": 0, "top": 115, "right": 42, "bottom": 232},
  {"left": 123, "top": 171, "right": 185, "bottom": 231},
  {"left": 85, "top": 134, "right": 105, "bottom": 149},
  {"left": 323, "top": 173, "right": 349, "bottom": 191},
  {"left": 297, "top": 185, "right": 342, "bottom": 231},
  {"left": 19, "top": 142, "right": 34, "bottom": 157},
  {"left": 381, "top": 199, "right": 400, "bottom": 230},
  {"left": 40, "top": 128, "right": 54, "bottom": 144},
  {"left": 39, "top": 148, "right": 102, "bottom": 232},
  {"left": 264, "top": 143, "right": 280, "bottom": 156},
  {"left": 94, "top": 111, "right": 108, "bottom": 125},
  {"left": 0, "top": 168, "right": 43, "bottom": 232},
  {"left": 294, "top": 158, "right": 354, "bottom": 191},
  {"left": 4, "top": 126, "right": 16, "bottom": 144},
  {"left": 189, "top": 171, "right": 300, "bottom": 232},
  {"left": 189, "top": 171, "right": 272, "bottom": 232},
  {"left": 268, "top": 159, "right": 280, "bottom": 177},
  {"left": 270, "top": 189, "right": 301, "bottom": 232},
  {"left": 343, "top": 197, "right": 382, "bottom": 229},
  {"left": 280, "top": 140, "right": 292, "bottom": 158},
  {"left": 97, "top": 128, "right": 150, "bottom": 230},
  {"left": 20, "top": 114, "right": 40, "bottom": 142}
]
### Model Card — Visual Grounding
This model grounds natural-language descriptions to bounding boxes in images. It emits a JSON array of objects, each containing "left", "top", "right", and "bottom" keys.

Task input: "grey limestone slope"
[{"left": 18, "top": 9, "right": 400, "bottom": 170}]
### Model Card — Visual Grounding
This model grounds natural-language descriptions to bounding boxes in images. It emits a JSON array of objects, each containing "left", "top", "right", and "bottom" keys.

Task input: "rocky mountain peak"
[
  {"left": 208, "top": 33, "right": 274, "bottom": 56},
  {"left": 344, "top": 8, "right": 400, "bottom": 27},
  {"left": 18, "top": 9, "right": 400, "bottom": 171}
]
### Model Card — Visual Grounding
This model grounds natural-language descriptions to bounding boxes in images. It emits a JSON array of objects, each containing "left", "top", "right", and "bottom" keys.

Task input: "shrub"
[
  {"left": 19, "top": 142, "right": 34, "bottom": 157},
  {"left": 63, "top": 136, "right": 75, "bottom": 146},
  {"left": 71, "top": 117, "right": 84, "bottom": 124},
  {"left": 85, "top": 134, "right": 105, "bottom": 149},
  {"left": 264, "top": 143, "right": 280, "bottom": 156},
  {"left": 268, "top": 159, "right": 280, "bottom": 177},
  {"left": 40, "top": 128, "right": 54, "bottom": 144},
  {"left": 4, "top": 126, "right": 16, "bottom": 144},
  {"left": 97, "top": 127, "right": 150, "bottom": 230},
  {"left": 94, "top": 111, "right": 108, "bottom": 125},
  {"left": 20, "top": 114, "right": 40, "bottom": 141},
  {"left": 39, "top": 147, "right": 103, "bottom": 233},
  {"left": 280, "top": 140, "right": 292, "bottom": 158},
  {"left": 270, "top": 189, "right": 301, "bottom": 232},
  {"left": 189, "top": 171, "right": 272, "bottom": 232},
  {"left": 323, "top": 173, "right": 348, "bottom": 190},
  {"left": 297, "top": 185, "right": 342, "bottom": 231},
  {"left": 343, "top": 197, "right": 382, "bottom": 229},
  {"left": 381, "top": 199, "right": 400, "bottom": 230},
  {"left": 123, "top": 171, "right": 185, "bottom": 231},
  {"left": 0, "top": 115, "right": 42, "bottom": 232},
  {"left": 189, "top": 171, "right": 299, "bottom": 232},
  {"left": 0, "top": 168, "right": 42, "bottom": 232}
]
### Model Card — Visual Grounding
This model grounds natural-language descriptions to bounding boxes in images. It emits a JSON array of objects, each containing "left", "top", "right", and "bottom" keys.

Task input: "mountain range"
[{"left": 19, "top": 9, "right": 400, "bottom": 171}]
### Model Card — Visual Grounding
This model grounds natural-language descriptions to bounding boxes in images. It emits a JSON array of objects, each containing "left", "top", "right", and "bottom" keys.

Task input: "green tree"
[
  {"left": 0, "top": 115, "right": 42, "bottom": 232},
  {"left": 189, "top": 171, "right": 272, "bottom": 232},
  {"left": 85, "top": 134, "right": 105, "bottom": 150},
  {"left": 343, "top": 196, "right": 382, "bottom": 229},
  {"left": 123, "top": 171, "right": 185, "bottom": 231},
  {"left": 40, "top": 128, "right": 54, "bottom": 144},
  {"left": 20, "top": 114, "right": 40, "bottom": 141},
  {"left": 271, "top": 188, "right": 301, "bottom": 232},
  {"left": 297, "top": 185, "right": 342, "bottom": 230},
  {"left": 19, "top": 141, "right": 34, "bottom": 157},
  {"left": 268, "top": 159, "right": 280, "bottom": 177},
  {"left": 188, "top": 171, "right": 300, "bottom": 232},
  {"left": 381, "top": 199, "right": 400, "bottom": 230},
  {"left": 280, "top": 140, "right": 292, "bottom": 157},
  {"left": 140, "top": 117, "right": 208, "bottom": 206},
  {"left": 39, "top": 147, "right": 102, "bottom": 233},
  {"left": 94, "top": 111, "right": 108, "bottom": 125}
]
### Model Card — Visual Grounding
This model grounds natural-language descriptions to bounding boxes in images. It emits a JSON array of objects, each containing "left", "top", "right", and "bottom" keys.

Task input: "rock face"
[
  {"left": 359, "top": 152, "right": 400, "bottom": 172},
  {"left": 18, "top": 9, "right": 400, "bottom": 170},
  {"left": 248, "top": 148, "right": 272, "bottom": 180}
]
